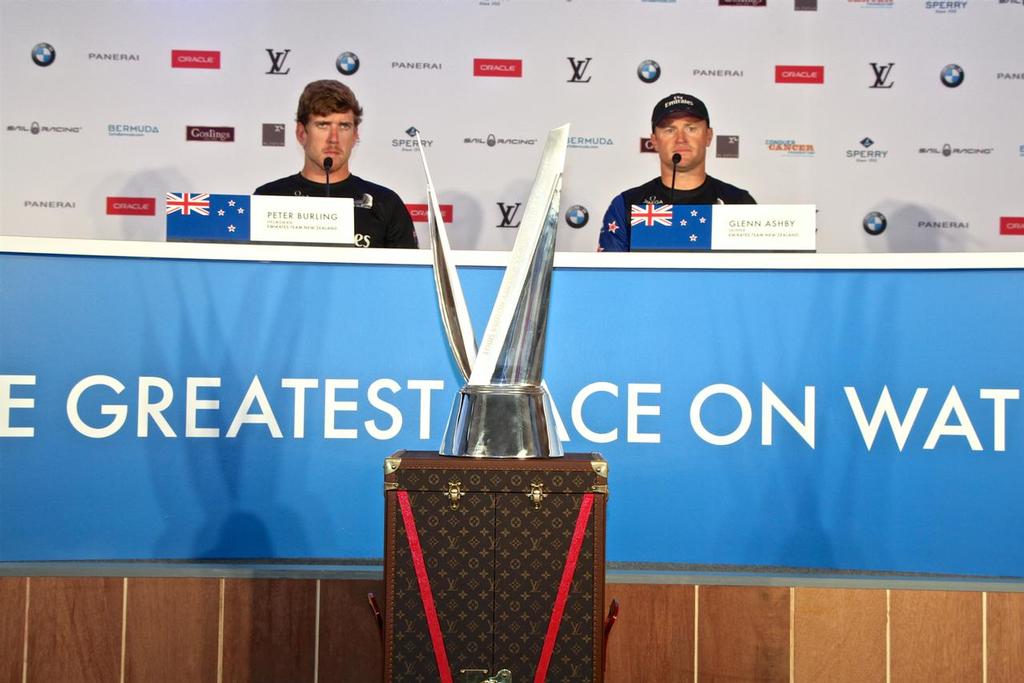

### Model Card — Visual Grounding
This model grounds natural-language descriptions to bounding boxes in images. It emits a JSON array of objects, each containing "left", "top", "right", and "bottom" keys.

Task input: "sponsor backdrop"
[
  {"left": 2, "top": 248, "right": 1024, "bottom": 578},
  {"left": 1, "top": 0, "right": 1023, "bottom": 252}
]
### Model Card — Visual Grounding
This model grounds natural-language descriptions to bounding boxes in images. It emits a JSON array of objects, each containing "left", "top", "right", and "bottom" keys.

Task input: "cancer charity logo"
[
  {"left": 629, "top": 204, "right": 713, "bottom": 250},
  {"left": 166, "top": 193, "right": 251, "bottom": 241}
]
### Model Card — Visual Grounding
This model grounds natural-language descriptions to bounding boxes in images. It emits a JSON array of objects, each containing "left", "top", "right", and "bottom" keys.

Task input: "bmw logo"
[
  {"left": 637, "top": 59, "right": 661, "bottom": 84},
  {"left": 863, "top": 211, "right": 887, "bottom": 236},
  {"left": 32, "top": 43, "right": 56, "bottom": 67},
  {"left": 565, "top": 205, "right": 589, "bottom": 229},
  {"left": 940, "top": 63, "right": 963, "bottom": 88},
  {"left": 336, "top": 51, "right": 359, "bottom": 76}
]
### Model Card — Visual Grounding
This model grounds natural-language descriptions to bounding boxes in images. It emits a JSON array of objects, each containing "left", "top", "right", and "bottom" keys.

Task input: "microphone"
[
  {"left": 323, "top": 156, "right": 334, "bottom": 197},
  {"left": 670, "top": 153, "right": 681, "bottom": 205}
]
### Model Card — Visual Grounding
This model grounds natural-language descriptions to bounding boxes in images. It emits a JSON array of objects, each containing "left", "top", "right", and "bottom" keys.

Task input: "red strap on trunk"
[
  {"left": 397, "top": 490, "right": 453, "bottom": 683},
  {"left": 533, "top": 493, "right": 595, "bottom": 683}
]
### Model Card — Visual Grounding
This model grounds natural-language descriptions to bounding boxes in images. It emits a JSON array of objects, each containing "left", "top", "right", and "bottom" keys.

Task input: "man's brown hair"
[{"left": 295, "top": 80, "right": 363, "bottom": 126}]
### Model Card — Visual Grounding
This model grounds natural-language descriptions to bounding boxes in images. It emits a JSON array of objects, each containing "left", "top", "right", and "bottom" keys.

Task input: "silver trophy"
[{"left": 411, "top": 124, "right": 569, "bottom": 458}]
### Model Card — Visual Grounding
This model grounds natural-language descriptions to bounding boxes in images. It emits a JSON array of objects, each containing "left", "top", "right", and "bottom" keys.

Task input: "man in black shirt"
[
  {"left": 598, "top": 93, "right": 755, "bottom": 251},
  {"left": 255, "top": 80, "right": 417, "bottom": 248}
]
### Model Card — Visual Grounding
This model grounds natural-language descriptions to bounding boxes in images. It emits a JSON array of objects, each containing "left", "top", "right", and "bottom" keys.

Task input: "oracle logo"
[
  {"left": 171, "top": 50, "right": 221, "bottom": 69},
  {"left": 1000, "top": 217, "right": 1024, "bottom": 235},
  {"left": 775, "top": 65, "right": 824, "bottom": 84},
  {"left": 473, "top": 58, "right": 522, "bottom": 78},
  {"left": 106, "top": 196, "right": 156, "bottom": 216},
  {"left": 406, "top": 203, "right": 454, "bottom": 223}
]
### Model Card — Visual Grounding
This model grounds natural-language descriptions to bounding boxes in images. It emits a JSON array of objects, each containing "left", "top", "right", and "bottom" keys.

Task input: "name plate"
[
  {"left": 629, "top": 204, "right": 816, "bottom": 252},
  {"left": 166, "top": 193, "right": 354, "bottom": 245}
]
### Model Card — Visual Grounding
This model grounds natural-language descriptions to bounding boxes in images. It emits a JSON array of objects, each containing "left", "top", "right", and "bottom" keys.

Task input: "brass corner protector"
[
  {"left": 590, "top": 484, "right": 609, "bottom": 495},
  {"left": 591, "top": 460, "right": 608, "bottom": 479},
  {"left": 384, "top": 457, "right": 403, "bottom": 475}
]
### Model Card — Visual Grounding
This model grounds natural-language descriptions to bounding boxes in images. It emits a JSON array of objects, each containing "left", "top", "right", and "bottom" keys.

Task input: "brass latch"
[
  {"left": 445, "top": 479, "right": 464, "bottom": 510},
  {"left": 527, "top": 481, "right": 547, "bottom": 510},
  {"left": 482, "top": 670, "right": 512, "bottom": 683}
]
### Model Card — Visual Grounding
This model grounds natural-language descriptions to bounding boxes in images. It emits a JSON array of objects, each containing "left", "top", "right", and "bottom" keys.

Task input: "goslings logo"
[
  {"left": 266, "top": 49, "right": 291, "bottom": 75},
  {"left": 941, "top": 63, "right": 964, "bottom": 87},
  {"left": 926, "top": 1, "right": 968, "bottom": 14},
  {"left": 336, "top": 51, "right": 359, "bottom": 75},
  {"left": 89, "top": 53, "right": 140, "bottom": 63},
  {"left": 567, "top": 58, "right": 593, "bottom": 83},
  {"left": 1000, "top": 217, "right": 1024, "bottom": 235},
  {"left": 406, "top": 204, "right": 454, "bottom": 223},
  {"left": 640, "top": 138, "right": 657, "bottom": 153},
  {"left": 847, "top": 137, "right": 888, "bottom": 162},
  {"left": 565, "top": 205, "right": 589, "bottom": 228},
  {"left": 172, "top": 50, "right": 220, "bottom": 69},
  {"left": 775, "top": 65, "right": 824, "bottom": 84},
  {"left": 7, "top": 121, "right": 81, "bottom": 135},
  {"left": 719, "top": 0, "right": 766, "bottom": 5},
  {"left": 637, "top": 60, "right": 661, "bottom": 83},
  {"left": 795, "top": 0, "right": 818, "bottom": 9},
  {"left": 187, "top": 126, "right": 234, "bottom": 142},
  {"left": 863, "top": 212, "right": 887, "bottom": 235},
  {"left": 497, "top": 202, "right": 523, "bottom": 228},
  {"left": 765, "top": 138, "right": 815, "bottom": 156},
  {"left": 473, "top": 58, "right": 522, "bottom": 77},
  {"left": 32, "top": 43, "right": 56, "bottom": 67},
  {"left": 870, "top": 62, "right": 895, "bottom": 88},
  {"left": 262, "top": 123, "right": 286, "bottom": 147},
  {"left": 108, "top": 124, "right": 159, "bottom": 138},
  {"left": 716, "top": 135, "right": 740, "bottom": 158},
  {"left": 106, "top": 197, "right": 156, "bottom": 216},
  {"left": 849, "top": 0, "right": 893, "bottom": 7}
]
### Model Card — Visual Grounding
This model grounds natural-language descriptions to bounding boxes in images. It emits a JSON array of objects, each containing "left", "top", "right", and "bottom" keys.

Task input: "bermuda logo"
[
  {"left": 941, "top": 64, "right": 964, "bottom": 87},
  {"left": 863, "top": 211, "right": 887, "bottom": 235},
  {"left": 637, "top": 59, "right": 661, "bottom": 83},
  {"left": 32, "top": 43, "right": 56, "bottom": 67},
  {"left": 336, "top": 51, "right": 359, "bottom": 75},
  {"left": 565, "top": 205, "right": 589, "bottom": 228}
]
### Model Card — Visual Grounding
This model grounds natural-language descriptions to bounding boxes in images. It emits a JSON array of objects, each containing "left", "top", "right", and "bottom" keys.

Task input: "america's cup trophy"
[{"left": 411, "top": 124, "right": 569, "bottom": 457}]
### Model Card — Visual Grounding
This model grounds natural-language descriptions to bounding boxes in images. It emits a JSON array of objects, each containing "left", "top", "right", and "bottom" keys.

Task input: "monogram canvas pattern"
[{"left": 385, "top": 453, "right": 606, "bottom": 683}]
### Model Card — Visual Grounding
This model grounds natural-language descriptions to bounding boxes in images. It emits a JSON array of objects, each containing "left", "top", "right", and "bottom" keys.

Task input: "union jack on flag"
[
  {"left": 166, "top": 192, "right": 210, "bottom": 216},
  {"left": 630, "top": 203, "right": 673, "bottom": 227}
]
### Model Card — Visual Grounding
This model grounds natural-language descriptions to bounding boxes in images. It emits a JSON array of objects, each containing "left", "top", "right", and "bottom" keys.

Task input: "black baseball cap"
[{"left": 651, "top": 93, "right": 710, "bottom": 129}]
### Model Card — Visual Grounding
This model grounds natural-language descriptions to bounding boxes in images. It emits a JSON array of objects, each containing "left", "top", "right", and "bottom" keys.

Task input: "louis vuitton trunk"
[{"left": 383, "top": 450, "right": 608, "bottom": 683}]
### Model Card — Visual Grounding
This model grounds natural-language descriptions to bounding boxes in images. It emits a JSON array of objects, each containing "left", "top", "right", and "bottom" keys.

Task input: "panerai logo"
[{"left": 24, "top": 200, "right": 76, "bottom": 208}]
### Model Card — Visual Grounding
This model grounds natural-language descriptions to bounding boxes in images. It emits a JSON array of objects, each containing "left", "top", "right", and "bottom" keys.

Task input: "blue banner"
[{"left": 2, "top": 251, "right": 1023, "bottom": 577}]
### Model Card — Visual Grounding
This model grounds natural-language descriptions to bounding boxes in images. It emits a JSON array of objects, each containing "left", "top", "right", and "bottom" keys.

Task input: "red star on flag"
[{"left": 607, "top": 220, "right": 619, "bottom": 233}]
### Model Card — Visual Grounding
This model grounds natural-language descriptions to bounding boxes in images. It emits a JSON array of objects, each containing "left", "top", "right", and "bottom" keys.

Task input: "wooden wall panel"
[
  {"left": 318, "top": 578, "right": 384, "bottom": 683},
  {"left": 0, "top": 577, "right": 26, "bottom": 683},
  {"left": 793, "top": 587, "right": 885, "bottom": 683},
  {"left": 123, "top": 577, "right": 220, "bottom": 683},
  {"left": 987, "top": 591, "right": 1024, "bottom": 683},
  {"left": 25, "top": 577, "right": 122, "bottom": 683},
  {"left": 605, "top": 583, "right": 694, "bottom": 683},
  {"left": 697, "top": 585, "right": 789, "bottom": 682},
  {"left": 221, "top": 578, "right": 317, "bottom": 683},
  {"left": 890, "top": 589, "right": 982, "bottom": 683}
]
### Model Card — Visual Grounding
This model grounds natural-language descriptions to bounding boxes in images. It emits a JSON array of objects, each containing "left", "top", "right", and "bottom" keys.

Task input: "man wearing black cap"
[{"left": 598, "top": 93, "right": 755, "bottom": 251}]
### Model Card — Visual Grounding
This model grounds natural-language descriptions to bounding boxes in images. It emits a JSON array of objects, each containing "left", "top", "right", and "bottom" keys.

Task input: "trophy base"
[{"left": 440, "top": 384, "right": 565, "bottom": 458}]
